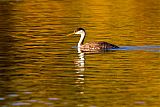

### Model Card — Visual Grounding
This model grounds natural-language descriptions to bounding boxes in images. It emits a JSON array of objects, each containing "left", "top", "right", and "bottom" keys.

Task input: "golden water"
[{"left": 0, "top": 0, "right": 160, "bottom": 107}]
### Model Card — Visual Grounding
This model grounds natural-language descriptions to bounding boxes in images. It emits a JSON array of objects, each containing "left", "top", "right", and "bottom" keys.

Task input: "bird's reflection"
[
  {"left": 74, "top": 51, "right": 85, "bottom": 95},
  {"left": 74, "top": 50, "right": 85, "bottom": 72}
]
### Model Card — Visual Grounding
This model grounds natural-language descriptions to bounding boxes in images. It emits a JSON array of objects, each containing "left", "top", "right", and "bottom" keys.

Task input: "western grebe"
[{"left": 67, "top": 28, "right": 119, "bottom": 52}]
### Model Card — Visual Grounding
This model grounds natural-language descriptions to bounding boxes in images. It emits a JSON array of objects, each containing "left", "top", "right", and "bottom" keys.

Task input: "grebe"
[{"left": 67, "top": 28, "right": 119, "bottom": 52}]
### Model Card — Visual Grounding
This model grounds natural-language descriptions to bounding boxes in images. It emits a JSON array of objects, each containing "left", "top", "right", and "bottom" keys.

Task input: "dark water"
[{"left": 0, "top": 0, "right": 160, "bottom": 107}]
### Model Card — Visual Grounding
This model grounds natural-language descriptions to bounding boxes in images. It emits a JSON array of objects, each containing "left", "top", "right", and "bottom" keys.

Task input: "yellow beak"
[{"left": 66, "top": 32, "right": 75, "bottom": 36}]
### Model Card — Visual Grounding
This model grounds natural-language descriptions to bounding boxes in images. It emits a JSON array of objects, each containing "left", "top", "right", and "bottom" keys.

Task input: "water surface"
[{"left": 0, "top": 0, "right": 160, "bottom": 107}]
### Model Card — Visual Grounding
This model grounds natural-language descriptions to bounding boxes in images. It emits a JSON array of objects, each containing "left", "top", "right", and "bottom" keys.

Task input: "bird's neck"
[{"left": 78, "top": 32, "right": 86, "bottom": 47}]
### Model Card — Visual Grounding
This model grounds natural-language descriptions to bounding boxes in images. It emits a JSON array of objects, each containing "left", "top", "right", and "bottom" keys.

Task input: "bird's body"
[
  {"left": 67, "top": 28, "right": 119, "bottom": 52},
  {"left": 80, "top": 41, "right": 119, "bottom": 52}
]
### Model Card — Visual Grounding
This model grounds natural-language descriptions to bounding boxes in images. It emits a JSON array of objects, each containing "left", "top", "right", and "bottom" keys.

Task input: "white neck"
[{"left": 78, "top": 31, "right": 85, "bottom": 47}]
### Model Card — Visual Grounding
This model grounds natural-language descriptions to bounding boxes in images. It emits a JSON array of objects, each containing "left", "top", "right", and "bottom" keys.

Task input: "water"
[{"left": 0, "top": 0, "right": 160, "bottom": 107}]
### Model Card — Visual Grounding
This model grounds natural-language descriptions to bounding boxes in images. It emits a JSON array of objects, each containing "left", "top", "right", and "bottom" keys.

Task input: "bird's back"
[{"left": 80, "top": 41, "right": 119, "bottom": 51}]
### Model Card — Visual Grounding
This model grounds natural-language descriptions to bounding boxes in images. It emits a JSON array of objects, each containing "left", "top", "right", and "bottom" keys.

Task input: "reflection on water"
[
  {"left": 75, "top": 52, "right": 85, "bottom": 72},
  {"left": 0, "top": 0, "right": 160, "bottom": 107},
  {"left": 115, "top": 45, "right": 160, "bottom": 52},
  {"left": 74, "top": 52, "right": 85, "bottom": 100}
]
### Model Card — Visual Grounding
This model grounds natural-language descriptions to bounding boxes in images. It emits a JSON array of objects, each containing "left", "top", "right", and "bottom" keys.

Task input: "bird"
[{"left": 67, "top": 28, "right": 119, "bottom": 52}]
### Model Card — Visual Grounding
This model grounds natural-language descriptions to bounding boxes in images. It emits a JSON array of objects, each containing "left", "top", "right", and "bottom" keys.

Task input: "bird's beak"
[{"left": 66, "top": 32, "right": 75, "bottom": 36}]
